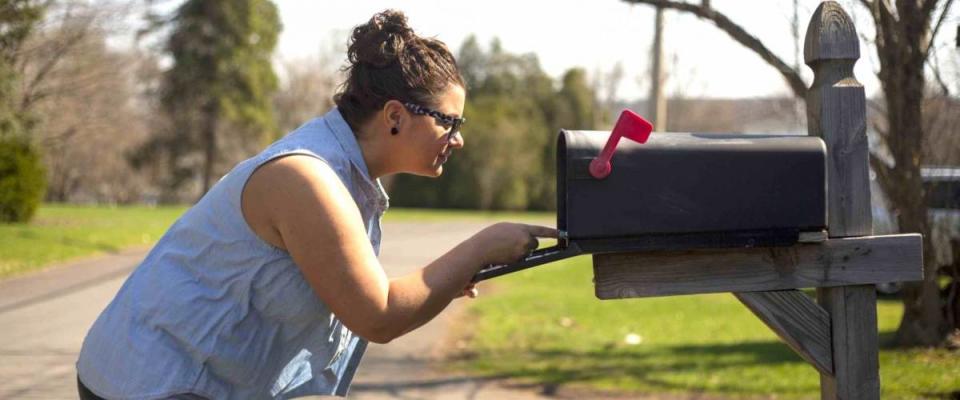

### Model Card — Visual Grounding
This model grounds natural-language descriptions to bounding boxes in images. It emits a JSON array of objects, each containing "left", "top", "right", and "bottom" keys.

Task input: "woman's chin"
[
  {"left": 406, "top": 165, "right": 443, "bottom": 178},
  {"left": 429, "top": 158, "right": 446, "bottom": 176}
]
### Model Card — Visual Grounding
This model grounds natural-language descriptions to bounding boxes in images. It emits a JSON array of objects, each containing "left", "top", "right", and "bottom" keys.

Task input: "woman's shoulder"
[{"left": 257, "top": 117, "right": 350, "bottom": 172}]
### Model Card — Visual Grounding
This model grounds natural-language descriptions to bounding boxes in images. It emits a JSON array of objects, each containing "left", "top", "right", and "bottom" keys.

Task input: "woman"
[{"left": 77, "top": 9, "right": 556, "bottom": 400}]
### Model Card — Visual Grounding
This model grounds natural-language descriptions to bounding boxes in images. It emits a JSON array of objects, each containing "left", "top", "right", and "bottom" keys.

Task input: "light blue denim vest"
[{"left": 77, "top": 108, "right": 388, "bottom": 399}]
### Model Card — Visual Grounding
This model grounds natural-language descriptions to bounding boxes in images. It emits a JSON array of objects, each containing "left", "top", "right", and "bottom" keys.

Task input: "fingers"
[
  {"left": 461, "top": 283, "right": 478, "bottom": 299},
  {"left": 523, "top": 224, "right": 559, "bottom": 238},
  {"left": 526, "top": 236, "right": 539, "bottom": 251},
  {"left": 473, "top": 222, "right": 558, "bottom": 266}
]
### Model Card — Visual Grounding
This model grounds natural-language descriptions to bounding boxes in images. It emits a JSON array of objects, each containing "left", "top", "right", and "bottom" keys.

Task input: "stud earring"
[{"left": 391, "top": 126, "right": 399, "bottom": 135}]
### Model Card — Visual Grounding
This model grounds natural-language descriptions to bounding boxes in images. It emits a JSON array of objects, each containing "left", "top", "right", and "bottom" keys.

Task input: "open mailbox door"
[{"left": 473, "top": 110, "right": 828, "bottom": 282}]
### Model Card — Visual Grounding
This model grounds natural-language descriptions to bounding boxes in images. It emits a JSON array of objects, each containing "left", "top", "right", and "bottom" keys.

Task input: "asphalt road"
[{"left": 0, "top": 220, "right": 561, "bottom": 399}]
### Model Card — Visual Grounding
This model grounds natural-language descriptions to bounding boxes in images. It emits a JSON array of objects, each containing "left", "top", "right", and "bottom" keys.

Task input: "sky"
[
  {"left": 133, "top": 1, "right": 959, "bottom": 101},
  {"left": 269, "top": 0, "right": 959, "bottom": 101}
]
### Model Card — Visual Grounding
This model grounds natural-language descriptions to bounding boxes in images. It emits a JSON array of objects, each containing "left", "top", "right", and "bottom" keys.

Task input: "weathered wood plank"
[
  {"left": 734, "top": 290, "right": 834, "bottom": 376},
  {"left": 593, "top": 234, "right": 922, "bottom": 299},
  {"left": 817, "top": 286, "right": 879, "bottom": 399},
  {"left": 805, "top": 1, "right": 871, "bottom": 238}
]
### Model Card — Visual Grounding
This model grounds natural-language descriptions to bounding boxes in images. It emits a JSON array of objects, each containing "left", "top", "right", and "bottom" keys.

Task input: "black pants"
[
  {"left": 77, "top": 376, "right": 210, "bottom": 400},
  {"left": 77, "top": 376, "right": 107, "bottom": 400}
]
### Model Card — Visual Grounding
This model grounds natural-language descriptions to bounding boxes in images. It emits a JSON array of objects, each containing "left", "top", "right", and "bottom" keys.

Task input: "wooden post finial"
[{"left": 804, "top": 2, "right": 859, "bottom": 64}]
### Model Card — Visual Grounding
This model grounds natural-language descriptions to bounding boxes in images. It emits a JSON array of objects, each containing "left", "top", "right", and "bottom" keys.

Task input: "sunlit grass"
[
  {"left": 0, "top": 204, "right": 188, "bottom": 279},
  {"left": 450, "top": 257, "right": 960, "bottom": 399}
]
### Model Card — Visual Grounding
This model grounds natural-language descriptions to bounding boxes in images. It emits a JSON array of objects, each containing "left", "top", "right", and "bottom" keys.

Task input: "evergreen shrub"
[{"left": 0, "top": 136, "right": 46, "bottom": 223}]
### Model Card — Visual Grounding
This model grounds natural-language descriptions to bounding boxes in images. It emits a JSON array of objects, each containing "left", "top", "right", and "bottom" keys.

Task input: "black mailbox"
[
  {"left": 559, "top": 131, "right": 827, "bottom": 250},
  {"left": 474, "top": 121, "right": 827, "bottom": 282}
]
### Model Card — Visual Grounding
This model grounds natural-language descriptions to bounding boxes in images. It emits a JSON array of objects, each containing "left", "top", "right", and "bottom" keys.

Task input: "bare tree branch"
[
  {"left": 869, "top": 150, "right": 892, "bottom": 174},
  {"left": 879, "top": 0, "right": 899, "bottom": 21},
  {"left": 39, "top": 126, "right": 78, "bottom": 147},
  {"left": 871, "top": 120, "right": 888, "bottom": 138},
  {"left": 19, "top": 24, "right": 92, "bottom": 112},
  {"left": 15, "top": 2, "right": 102, "bottom": 114},
  {"left": 867, "top": 97, "right": 887, "bottom": 115},
  {"left": 851, "top": 1, "right": 878, "bottom": 45},
  {"left": 857, "top": 0, "right": 879, "bottom": 24},
  {"left": 622, "top": 0, "right": 807, "bottom": 98},
  {"left": 875, "top": 0, "right": 900, "bottom": 51},
  {"left": 921, "top": 0, "right": 942, "bottom": 24},
  {"left": 924, "top": 0, "right": 956, "bottom": 62},
  {"left": 928, "top": 45, "right": 952, "bottom": 96}
]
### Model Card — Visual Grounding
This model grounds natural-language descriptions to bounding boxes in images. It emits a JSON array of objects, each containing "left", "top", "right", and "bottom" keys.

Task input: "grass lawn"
[
  {"left": 0, "top": 204, "right": 550, "bottom": 280},
  {"left": 0, "top": 204, "right": 188, "bottom": 279},
  {"left": 450, "top": 256, "right": 960, "bottom": 399}
]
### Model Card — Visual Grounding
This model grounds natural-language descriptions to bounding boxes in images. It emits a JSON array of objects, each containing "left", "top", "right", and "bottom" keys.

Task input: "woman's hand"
[
  {"left": 470, "top": 222, "right": 559, "bottom": 266},
  {"left": 458, "top": 223, "right": 557, "bottom": 299},
  {"left": 457, "top": 283, "right": 478, "bottom": 299}
]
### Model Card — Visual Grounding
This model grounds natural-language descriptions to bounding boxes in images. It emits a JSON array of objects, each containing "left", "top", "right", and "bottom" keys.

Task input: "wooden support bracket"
[{"left": 734, "top": 290, "right": 833, "bottom": 376}]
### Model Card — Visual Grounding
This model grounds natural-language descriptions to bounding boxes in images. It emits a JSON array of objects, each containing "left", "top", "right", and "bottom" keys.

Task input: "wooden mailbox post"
[{"left": 592, "top": 3, "right": 923, "bottom": 399}]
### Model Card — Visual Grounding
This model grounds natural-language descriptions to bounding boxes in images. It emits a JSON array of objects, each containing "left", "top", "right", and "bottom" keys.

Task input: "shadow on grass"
[
  {"left": 56, "top": 235, "right": 123, "bottom": 253},
  {"left": 921, "top": 391, "right": 960, "bottom": 400},
  {"left": 463, "top": 339, "right": 820, "bottom": 396}
]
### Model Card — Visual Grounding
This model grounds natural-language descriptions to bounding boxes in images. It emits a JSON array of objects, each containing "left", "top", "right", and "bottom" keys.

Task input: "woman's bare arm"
[{"left": 241, "top": 155, "right": 555, "bottom": 343}]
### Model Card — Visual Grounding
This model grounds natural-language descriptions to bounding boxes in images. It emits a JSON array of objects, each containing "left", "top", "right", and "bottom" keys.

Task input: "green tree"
[
  {"left": 0, "top": 0, "right": 44, "bottom": 139},
  {"left": 0, "top": 136, "right": 45, "bottom": 222},
  {"left": 556, "top": 69, "right": 598, "bottom": 131},
  {"left": 134, "top": 0, "right": 281, "bottom": 199},
  {"left": 0, "top": 0, "right": 46, "bottom": 222},
  {"left": 389, "top": 37, "right": 603, "bottom": 211}
]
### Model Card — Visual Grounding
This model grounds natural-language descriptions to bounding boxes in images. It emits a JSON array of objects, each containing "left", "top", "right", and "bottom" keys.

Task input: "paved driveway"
[{"left": 0, "top": 220, "right": 560, "bottom": 399}]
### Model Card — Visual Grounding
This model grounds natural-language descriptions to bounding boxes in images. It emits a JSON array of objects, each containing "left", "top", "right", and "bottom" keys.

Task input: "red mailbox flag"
[{"left": 589, "top": 109, "right": 653, "bottom": 179}]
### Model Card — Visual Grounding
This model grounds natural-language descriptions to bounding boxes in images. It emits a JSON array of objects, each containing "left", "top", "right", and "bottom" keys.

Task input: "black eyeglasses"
[{"left": 404, "top": 102, "right": 465, "bottom": 141}]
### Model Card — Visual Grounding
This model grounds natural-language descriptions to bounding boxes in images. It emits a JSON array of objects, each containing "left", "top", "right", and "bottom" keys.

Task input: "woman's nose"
[{"left": 449, "top": 131, "right": 464, "bottom": 148}]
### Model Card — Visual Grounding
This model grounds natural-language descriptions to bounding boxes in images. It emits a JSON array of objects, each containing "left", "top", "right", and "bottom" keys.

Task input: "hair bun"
[{"left": 348, "top": 10, "right": 415, "bottom": 68}]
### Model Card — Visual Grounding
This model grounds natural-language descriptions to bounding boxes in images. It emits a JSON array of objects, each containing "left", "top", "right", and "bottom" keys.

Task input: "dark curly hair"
[{"left": 334, "top": 10, "right": 466, "bottom": 133}]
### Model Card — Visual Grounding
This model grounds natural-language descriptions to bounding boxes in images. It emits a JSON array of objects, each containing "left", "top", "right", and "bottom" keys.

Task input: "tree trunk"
[{"left": 870, "top": 3, "right": 948, "bottom": 347}]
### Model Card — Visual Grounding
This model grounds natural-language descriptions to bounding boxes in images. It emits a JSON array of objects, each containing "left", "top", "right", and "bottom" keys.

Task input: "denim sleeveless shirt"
[{"left": 77, "top": 108, "right": 388, "bottom": 399}]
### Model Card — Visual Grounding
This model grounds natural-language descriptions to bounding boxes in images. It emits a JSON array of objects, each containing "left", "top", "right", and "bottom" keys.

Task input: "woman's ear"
[{"left": 383, "top": 100, "right": 405, "bottom": 134}]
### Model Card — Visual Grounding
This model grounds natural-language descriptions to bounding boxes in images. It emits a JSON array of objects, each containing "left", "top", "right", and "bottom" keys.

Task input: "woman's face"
[{"left": 403, "top": 84, "right": 466, "bottom": 177}]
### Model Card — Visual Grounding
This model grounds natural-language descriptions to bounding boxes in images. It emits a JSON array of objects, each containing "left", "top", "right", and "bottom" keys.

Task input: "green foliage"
[
  {"left": 163, "top": 0, "right": 280, "bottom": 134},
  {"left": 390, "top": 37, "right": 604, "bottom": 211},
  {"left": 133, "top": 0, "right": 282, "bottom": 197},
  {"left": 0, "top": 0, "right": 44, "bottom": 134},
  {"left": 0, "top": 0, "right": 44, "bottom": 133},
  {"left": 0, "top": 0, "right": 45, "bottom": 64},
  {"left": 0, "top": 64, "right": 25, "bottom": 139},
  {"left": 0, "top": 1, "right": 46, "bottom": 222},
  {"left": 0, "top": 136, "right": 46, "bottom": 223}
]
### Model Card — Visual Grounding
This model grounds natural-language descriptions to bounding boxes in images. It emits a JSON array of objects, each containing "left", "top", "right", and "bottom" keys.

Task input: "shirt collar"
[{"left": 323, "top": 108, "right": 390, "bottom": 209}]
